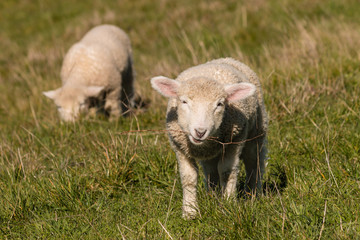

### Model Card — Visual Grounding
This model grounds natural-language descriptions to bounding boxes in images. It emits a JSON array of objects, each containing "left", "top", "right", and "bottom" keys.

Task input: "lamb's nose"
[{"left": 195, "top": 129, "right": 207, "bottom": 138}]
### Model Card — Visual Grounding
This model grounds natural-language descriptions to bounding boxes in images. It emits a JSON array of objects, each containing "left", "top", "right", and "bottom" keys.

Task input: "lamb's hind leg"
[
  {"left": 241, "top": 136, "right": 267, "bottom": 196},
  {"left": 120, "top": 61, "right": 135, "bottom": 114}
]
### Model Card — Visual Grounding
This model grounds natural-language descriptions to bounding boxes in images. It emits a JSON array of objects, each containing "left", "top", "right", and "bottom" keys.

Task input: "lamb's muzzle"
[{"left": 195, "top": 129, "right": 206, "bottom": 138}]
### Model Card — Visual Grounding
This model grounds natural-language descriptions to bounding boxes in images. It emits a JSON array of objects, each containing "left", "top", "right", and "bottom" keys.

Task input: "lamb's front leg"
[
  {"left": 218, "top": 144, "right": 243, "bottom": 199},
  {"left": 105, "top": 87, "right": 122, "bottom": 118},
  {"left": 176, "top": 151, "right": 198, "bottom": 219}
]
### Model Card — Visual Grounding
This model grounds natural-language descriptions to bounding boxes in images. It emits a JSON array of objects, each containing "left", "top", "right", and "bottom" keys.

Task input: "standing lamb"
[
  {"left": 151, "top": 58, "right": 268, "bottom": 219},
  {"left": 43, "top": 24, "right": 135, "bottom": 121}
]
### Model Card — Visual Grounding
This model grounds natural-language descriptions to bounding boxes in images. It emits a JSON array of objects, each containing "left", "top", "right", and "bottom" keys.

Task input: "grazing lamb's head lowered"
[
  {"left": 43, "top": 86, "right": 104, "bottom": 122},
  {"left": 43, "top": 25, "right": 135, "bottom": 122},
  {"left": 151, "top": 76, "right": 256, "bottom": 145}
]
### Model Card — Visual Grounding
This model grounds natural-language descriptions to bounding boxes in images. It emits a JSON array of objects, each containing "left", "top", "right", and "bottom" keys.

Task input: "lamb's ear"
[
  {"left": 150, "top": 76, "right": 180, "bottom": 98},
  {"left": 43, "top": 88, "right": 61, "bottom": 100},
  {"left": 85, "top": 86, "right": 104, "bottom": 97},
  {"left": 224, "top": 82, "right": 256, "bottom": 102}
]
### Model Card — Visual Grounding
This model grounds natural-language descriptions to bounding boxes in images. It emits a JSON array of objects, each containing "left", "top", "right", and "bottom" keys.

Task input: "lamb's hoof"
[{"left": 182, "top": 206, "right": 198, "bottom": 220}]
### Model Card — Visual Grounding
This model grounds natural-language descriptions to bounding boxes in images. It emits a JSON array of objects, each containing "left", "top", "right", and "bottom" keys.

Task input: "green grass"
[{"left": 1, "top": 0, "right": 360, "bottom": 238}]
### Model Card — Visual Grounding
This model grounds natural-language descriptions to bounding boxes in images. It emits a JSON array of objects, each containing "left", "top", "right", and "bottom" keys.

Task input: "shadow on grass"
[
  {"left": 262, "top": 164, "right": 288, "bottom": 195},
  {"left": 237, "top": 164, "right": 288, "bottom": 198}
]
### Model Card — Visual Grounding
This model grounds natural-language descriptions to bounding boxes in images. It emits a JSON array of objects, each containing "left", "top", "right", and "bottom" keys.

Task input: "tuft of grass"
[{"left": 1, "top": 0, "right": 359, "bottom": 238}]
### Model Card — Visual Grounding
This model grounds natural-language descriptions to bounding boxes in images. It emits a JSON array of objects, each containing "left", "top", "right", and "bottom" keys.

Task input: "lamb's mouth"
[{"left": 189, "top": 135, "right": 205, "bottom": 145}]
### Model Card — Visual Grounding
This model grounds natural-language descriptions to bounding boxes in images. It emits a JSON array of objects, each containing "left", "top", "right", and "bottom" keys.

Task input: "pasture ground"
[{"left": 0, "top": 0, "right": 359, "bottom": 238}]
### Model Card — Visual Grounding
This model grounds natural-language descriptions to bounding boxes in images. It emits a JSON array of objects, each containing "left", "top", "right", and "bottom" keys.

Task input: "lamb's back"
[
  {"left": 80, "top": 25, "right": 132, "bottom": 70},
  {"left": 60, "top": 43, "right": 119, "bottom": 88},
  {"left": 61, "top": 25, "right": 131, "bottom": 88},
  {"left": 176, "top": 61, "right": 247, "bottom": 85}
]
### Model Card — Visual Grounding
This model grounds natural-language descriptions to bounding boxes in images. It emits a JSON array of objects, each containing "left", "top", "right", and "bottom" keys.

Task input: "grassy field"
[{"left": 1, "top": 0, "right": 360, "bottom": 239}]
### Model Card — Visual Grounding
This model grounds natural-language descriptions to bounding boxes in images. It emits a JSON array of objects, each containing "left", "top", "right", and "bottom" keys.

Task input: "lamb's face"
[
  {"left": 53, "top": 89, "right": 88, "bottom": 122},
  {"left": 176, "top": 79, "right": 227, "bottom": 145},
  {"left": 43, "top": 85, "right": 104, "bottom": 122},
  {"left": 151, "top": 75, "right": 256, "bottom": 145}
]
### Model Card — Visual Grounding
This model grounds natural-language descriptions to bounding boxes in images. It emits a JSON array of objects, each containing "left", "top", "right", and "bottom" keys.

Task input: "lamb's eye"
[
  {"left": 217, "top": 101, "right": 224, "bottom": 107},
  {"left": 181, "top": 100, "right": 187, "bottom": 104}
]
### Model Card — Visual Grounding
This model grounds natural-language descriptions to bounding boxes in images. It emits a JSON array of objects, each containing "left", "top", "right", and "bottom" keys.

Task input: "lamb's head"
[
  {"left": 151, "top": 76, "right": 256, "bottom": 145},
  {"left": 43, "top": 86, "right": 104, "bottom": 122}
]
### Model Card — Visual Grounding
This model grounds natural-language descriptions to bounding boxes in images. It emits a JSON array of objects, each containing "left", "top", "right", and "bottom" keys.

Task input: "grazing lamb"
[
  {"left": 151, "top": 58, "right": 268, "bottom": 219},
  {"left": 43, "top": 24, "right": 135, "bottom": 121}
]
